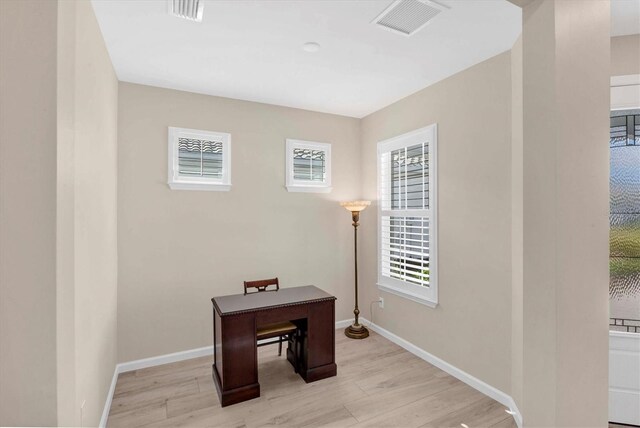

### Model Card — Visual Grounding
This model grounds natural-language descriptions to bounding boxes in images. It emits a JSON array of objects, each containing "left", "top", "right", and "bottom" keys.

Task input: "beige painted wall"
[
  {"left": 117, "top": 83, "right": 361, "bottom": 362},
  {"left": 58, "top": 1, "right": 119, "bottom": 425},
  {"left": 611, "top": 34, "right": 640, "bottom": 77},
  {"left": 0, "top": 0, "right": 59, "bottom": 425},
  {"left": 520, "top": 1, "right": 610, "bottom": 425},
  {"left": 550, "top": 2, "right": 609, "bottom": 425},
  {"left": 1, "top": 0, "right": 117, "bottom": 425},
  {"left": 359, "top": 53, "right": 513, "bottom": 394},
  {"left": 510, "top": 34, "right": 524, "bottom": 411},
  {"left": 56, "top": 2, "right": 77, "bottom": 424}
]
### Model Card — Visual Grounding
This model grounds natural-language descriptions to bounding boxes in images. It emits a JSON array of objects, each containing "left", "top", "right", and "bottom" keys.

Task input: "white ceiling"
[
  {"left": 92, "top": 0, "right": 638, "bottom": 118},
  {"left": 92, "top": 0, "right": 521, "bottom": 117}
]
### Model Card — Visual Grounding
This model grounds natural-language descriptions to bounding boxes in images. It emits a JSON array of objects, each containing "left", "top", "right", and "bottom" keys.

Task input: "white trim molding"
[
  {"left": 609, "top": 331, "right": 640, "bottom": 425},
  {"left": 335, "top": 318, "right": 354, "bottom": 329},
  {"left": 99, "top": 368, "right": 119, "bottom": 428},
  {"left": 377, "top": 282, "right": 438, "bottom": 308},
  {"left": 611, "top": 74, "right": 640, "bottom": 111},
  {"left": 118, "top": 345, "right": 214, "bottom": 374},
  {"left": 377, "top": 124, "right": 438, "bottom": 308}
]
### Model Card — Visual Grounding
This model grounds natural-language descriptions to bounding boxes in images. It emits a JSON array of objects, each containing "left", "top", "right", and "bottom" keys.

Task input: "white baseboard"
[
  {"left": 100, "top": 318, "right": 522, "bottom": 428},
  {"left": 507, "top": 399, "right": 523, "bottom": 428},
  {"left": 118, "top": 345, "right": 214, "bottom": 374},
  {"left": 335, "top": 318, "right": 353, "bottom": 329},
  {"left": 99, "top": 366, "right": 119, "bottom": 428},
  {"left": 359, "top": 317, "right": 522, "bottom": 428}
]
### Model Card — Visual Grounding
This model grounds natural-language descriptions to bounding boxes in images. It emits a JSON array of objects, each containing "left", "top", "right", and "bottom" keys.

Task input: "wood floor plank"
[
  {"left": 142, "top": 406, "right": 246, "bottom": 428},
  {"left": 196, "top": 374, "right": 216, "bottom": 393},
  {"left": 130, "top": 356, "right": 212, "bottom": 379},
  {"left": 110, "top": 378, "right": 199, "bottom": 416},
  {"left": 106, "top": 331, "right": 518, "bottom": 428},
  {"left": 145, "top": 395, "right": 271, "bottom": 427},
  {"left": 350, "top": 382, "right": 485, "bottom": 428},
  {"left": 300, "top": 406, "right": 359, "bottom": 428},
  {"left": 245, "top": 399, "right": 359, "bottom": 428},
  {"left": 489, "top": 415, "right": 519, "bottom": 428},
  {"left": 421, "top": 396, "right": 511, "bottom": 427},
  {"left": 114, "top": 365, "right": 210, "bottom": 397},
  {"left": 240, "top": 378, "right": 365, "bottom": 428},
  {"left": 345, "top": 373, "right": 461, "bottom": 423},
  {"left": 354, "top": 361, "right": 440, "bottom": 395},
  {"left": 166, "top": 390, "right": 220, "bottom": 419},
  {"left": 264, "top": 378, "right": 365, "bottom": 414},
  {"left": 107, "top": 401, "right": 167, "bottom": 428}
]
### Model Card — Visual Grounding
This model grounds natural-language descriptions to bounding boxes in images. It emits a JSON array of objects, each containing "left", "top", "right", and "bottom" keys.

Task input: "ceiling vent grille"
[
  {"left": 168, "top": 0, "right": 204, "bottom": 22},
  {"left": 372, "top": 0, "right": 448, "bottom": 36}
]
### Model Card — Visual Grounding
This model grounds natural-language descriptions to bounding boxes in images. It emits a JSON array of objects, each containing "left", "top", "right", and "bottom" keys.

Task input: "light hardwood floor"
[{"left": 107, "top": 330, "right": 517, "bottom": 428}]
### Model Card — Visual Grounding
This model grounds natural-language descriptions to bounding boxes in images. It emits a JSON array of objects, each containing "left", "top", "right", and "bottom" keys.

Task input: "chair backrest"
[{"left": 244, "top": 277, "right": 279, "bottom": 295}]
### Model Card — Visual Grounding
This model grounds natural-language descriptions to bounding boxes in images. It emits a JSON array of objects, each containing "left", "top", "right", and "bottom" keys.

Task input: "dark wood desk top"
[{"left": 211, "top": 285, "right": 336, "bottom": 316}]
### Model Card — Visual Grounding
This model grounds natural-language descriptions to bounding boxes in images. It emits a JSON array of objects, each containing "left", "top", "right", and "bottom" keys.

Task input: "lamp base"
[{"left": 344, "top": 323, "right": 369, "bottom": 340}]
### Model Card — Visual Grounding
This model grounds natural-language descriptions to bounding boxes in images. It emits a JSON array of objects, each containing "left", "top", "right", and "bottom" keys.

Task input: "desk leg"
[
  {"left": 302, "top": 300, "right": 337, "bottom": 383},
  {"left": 212, "top": 313, "right": 260, "bottom": 406}
]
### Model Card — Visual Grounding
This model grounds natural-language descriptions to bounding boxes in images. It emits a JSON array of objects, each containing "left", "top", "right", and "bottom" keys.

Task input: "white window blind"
[
  {"left": 178, "top": 138, "right": 223, "bottom": 178},
  {"left": 293, "top": 148, "right": 326, "bottom": 182},
  {"left": 378, "top": 125, "right": 437, "bottom": 306}
]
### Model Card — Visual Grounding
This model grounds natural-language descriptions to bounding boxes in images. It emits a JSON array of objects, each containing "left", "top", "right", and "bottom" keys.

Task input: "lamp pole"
[{"left": 342, "top": 203, "right": 370, "bottom": 340}]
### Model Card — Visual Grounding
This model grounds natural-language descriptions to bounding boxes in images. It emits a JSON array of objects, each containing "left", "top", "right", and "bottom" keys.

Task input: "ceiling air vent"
[
  {"left": 372, "top": 0, "right": 449, "bottom": 36},
  {"left": 168, "top": 0, "right": 204, "bottom": 22}
]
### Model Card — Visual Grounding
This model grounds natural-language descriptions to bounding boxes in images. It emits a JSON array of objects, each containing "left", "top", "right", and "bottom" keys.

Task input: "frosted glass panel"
[{"left": 610, "top": 110, "right": 640, "bottom": 332}]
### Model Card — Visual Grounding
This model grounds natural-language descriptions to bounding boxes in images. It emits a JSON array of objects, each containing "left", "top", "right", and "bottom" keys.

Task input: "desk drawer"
[{"left": 256, "top": 304, "right": 307, "bottom": 325}]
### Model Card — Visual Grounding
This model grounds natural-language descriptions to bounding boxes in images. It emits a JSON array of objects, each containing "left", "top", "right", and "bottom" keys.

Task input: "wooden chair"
[{"left": 244, "top": 278, "right": 298, "bottom": 360}]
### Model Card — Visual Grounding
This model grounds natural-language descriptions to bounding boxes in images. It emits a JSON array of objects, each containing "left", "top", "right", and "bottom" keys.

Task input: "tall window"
[
  {"left": 168, "top": 127, "right": 231, "bottom": 191},
  {"left": 377, "top": 124, "right": 437, "bottom": 307}
]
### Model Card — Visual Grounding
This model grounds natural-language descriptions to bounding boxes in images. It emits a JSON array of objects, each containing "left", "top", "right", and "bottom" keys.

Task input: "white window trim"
[
  {"left": 285, "top": 139, "right": 332, "bottom": 193},
  {"left": 168, "top": 127, "right": 231, "bottom": 191},
  {"left": 611, "top": 74, "right": 640, "bottom": 110},
  {"left": 376, "top": 124, "right": 438, "bottom": 308}
]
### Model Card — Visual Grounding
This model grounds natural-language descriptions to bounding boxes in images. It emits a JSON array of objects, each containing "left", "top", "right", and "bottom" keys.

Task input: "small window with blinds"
[
  {"left": 377, "top": 124, "right": 437, "bottom": 307},
  {"left": 168, "top": 127, "right": 231, "bottom": 191},
  {"left": 285, "top": 139, "right": 332, "bottom": 193}
]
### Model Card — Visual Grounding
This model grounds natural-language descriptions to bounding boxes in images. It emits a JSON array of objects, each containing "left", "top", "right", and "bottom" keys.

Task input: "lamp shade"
[{"left": 340, "top": 200, "right": 371, "bottom": 212}]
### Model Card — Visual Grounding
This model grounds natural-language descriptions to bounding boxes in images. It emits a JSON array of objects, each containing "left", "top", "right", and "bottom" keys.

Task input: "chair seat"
[{"left": 257, "top": 321, "right": 297, "bottom": 339}]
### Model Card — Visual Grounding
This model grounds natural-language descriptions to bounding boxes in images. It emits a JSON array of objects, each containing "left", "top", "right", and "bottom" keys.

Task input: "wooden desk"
[{"left": 211, "top": 285, "right": 337, "bottom": 406}]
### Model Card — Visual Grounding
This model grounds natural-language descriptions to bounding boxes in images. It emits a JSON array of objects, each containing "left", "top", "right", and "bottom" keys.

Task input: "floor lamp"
[{"left": 340, "top": 200, "right": 371, "bottom": 339}]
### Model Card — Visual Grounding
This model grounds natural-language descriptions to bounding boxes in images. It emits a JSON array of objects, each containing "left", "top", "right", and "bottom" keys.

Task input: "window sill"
[
  {"left": 377, "top": 282, "right": 438, "bottom": 308},
  {"left": 168, "top": 182, "right": 231, "bottom": 192},
  {"left": 286, "top": 185, "right": 332, "bottom": 193}
]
